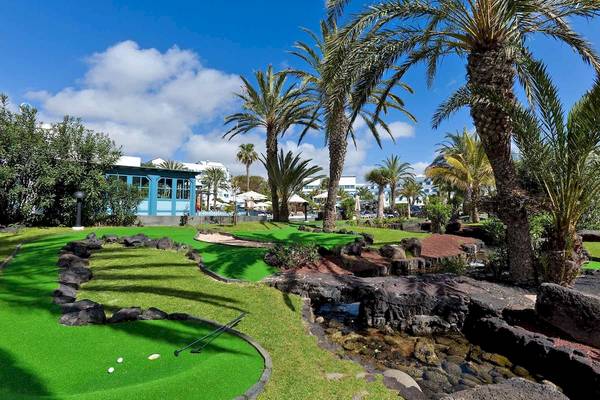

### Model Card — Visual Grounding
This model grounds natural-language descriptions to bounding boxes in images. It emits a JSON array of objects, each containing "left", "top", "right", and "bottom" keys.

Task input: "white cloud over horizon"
[{"left": 26, "top": 40, "right": 241, "bottom": 157}]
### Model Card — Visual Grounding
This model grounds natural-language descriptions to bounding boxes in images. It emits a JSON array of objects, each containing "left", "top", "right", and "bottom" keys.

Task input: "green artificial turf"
[
  {"left": 212, "top": 221, "right": 356, "bottom": 249},
  {"left": 584, "top": 241, "right": 600, "bottom": 258},
  {"left": 334, "top": 223, "right": 429, "bottom": 246},
  {"left": 0, "top": 227, "right": 397, "bottom": 400},
  {"left": 584, "top": 260, "right": 600, "bottom": 270},
  {"left": 0, "top": 230, "right": 264, "bottom": 400}
]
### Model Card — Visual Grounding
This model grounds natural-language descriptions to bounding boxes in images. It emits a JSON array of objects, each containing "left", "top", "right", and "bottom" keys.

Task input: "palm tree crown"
[
  {"left": 426, "top": 129, "right": 494, "bottom": 222},
  {"left": 202, "top": 167, "right": 228, "bottom": 210},
  {"left": 379, "top": 155, "right": 414, "bottom": 212},
  {"left": 236, "top": 143, "right": 259, "bottom": 191},
  {"left": 158, "top": 160, "right": 187, "bottom": 171}
]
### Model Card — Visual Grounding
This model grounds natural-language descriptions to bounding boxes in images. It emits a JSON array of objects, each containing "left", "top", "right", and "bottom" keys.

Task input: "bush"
[
  {"left": 102, "top": 178, "right": 144, "bottom": 226},
  {"left": 424, "top": 197, "right": 451, "bottom": 234},
  {"left": 340, "top": 197, "right": 356, "bottom": 220},
  {"left": 481, "top": 217, "right": 506, "bottom": 246},
  {"left": 578, "top": 197, "right": 600, "bottom": 231},
  {"left": 264, "top": 243, "right": 320, "bottom": 269},
  {"left": 487, "top": 245, "right": 509, "bottom": 279},
  {"left": 529, "top": 212, "right": 552, "bottom": 252},
  {"left": 440, "top": 257, "right": 469, "bottom": 274}
]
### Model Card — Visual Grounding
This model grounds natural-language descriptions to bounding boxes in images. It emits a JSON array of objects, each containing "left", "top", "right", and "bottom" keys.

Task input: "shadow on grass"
[{"left": 0, "top": 347, "right": 51, "bottom": 398}]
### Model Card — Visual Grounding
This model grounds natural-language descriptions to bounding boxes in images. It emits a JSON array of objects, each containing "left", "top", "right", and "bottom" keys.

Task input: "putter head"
[{"left": 174, "top": 350, "right": 180, "bottom": 357}]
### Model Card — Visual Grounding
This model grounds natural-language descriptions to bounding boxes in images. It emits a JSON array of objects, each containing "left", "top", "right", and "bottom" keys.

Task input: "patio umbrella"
[
  {"left": 288, "top": 193, "right": 308, "bottom": 203},
  {"left": 313, "top": 192, "right": 330, "bottom": 199},
  {"left": 237, "top": 191, "right": 267, "bottom": 201}
]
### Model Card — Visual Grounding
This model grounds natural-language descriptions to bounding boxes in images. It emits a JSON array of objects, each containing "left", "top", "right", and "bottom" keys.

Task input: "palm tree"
[
  {"left": 399, "top": 179, "right": 424, "bottom": 218},
  {"left": 202, "top": 167, "right": 228, "bottom": 210},
  {"left": 356, "top": 186, "right": 374, "bottom": 201},
  {"left": 236, "top": 144, "right": 259, "bottom": 191},
  {"left": 158, "top": 160, "right": 187, "bottom": 170},
  {"left": 290, "top": 22, "right": 415, "bottom": 231},
  {"left": 326, "top": 0, "right": 600, "bottom": 284},
  {"left": 512, "top": 63, "right": 600, "bottom": 285},
  {"left": 262, "top": 150, "right": 324, "bottom": 223},
  {"left": 379, "top": 155, "right": 414, "bottom": 213},
  {"left": 365, "top": 168, "right": 389, "bottom": 219},
  {"left": 224, "top": 66, "right": 317, "bottom": 221},
  {"left": 426, "top": 129, "right": 494, "bottom": 223}
]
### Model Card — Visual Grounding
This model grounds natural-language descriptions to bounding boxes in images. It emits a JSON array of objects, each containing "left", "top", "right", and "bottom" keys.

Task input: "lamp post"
[
  {"left": 303, "top": 202, "right": 308, "bottom": 222},
  {"left": 73, "top": 191, "right": 85, "bottom": 231}
]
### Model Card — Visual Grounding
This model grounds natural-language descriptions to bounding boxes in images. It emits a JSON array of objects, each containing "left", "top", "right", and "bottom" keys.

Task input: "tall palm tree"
[
  {"left": 379, "top": 155, "right": 414, "bottom": 213},
  {"left": 158, "top": 160, "right": 187, "bottom": 170},
  {"left": 365, "top": 168, "right": 389, "bottom": 219},
  {"left": 399, "top": 179, "right": 424, "bottom": 218},
  {"left": 224, "top": 66, "right": 317, "bottom": 221},
  {"left": 426, "top": 130, "right": 494, "bottom": 222},
  {"left": 202, "top": 167, "right": 228, "bottom": 210},
  {"left": 291, "top": 21, "right": 415, "bottom": 231},
  {"left": 262, "top": 150, "right": 324, "bottom": 223},
  {"left": 326, "top": 0, "right": 600, "bottom": 284},
  {"left": 236, "top": 143, "right": 259, "bottom": 191},
  {"left": 512, "top": 63, "right": 600, "bottom": 285}
]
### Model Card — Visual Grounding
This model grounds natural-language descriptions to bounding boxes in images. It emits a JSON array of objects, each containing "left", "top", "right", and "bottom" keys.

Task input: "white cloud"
[
  {"left": 411, "top": 161, "right": 431, "bottom": 176},
  {"left": 384, "top": 121, "right": 415, "bottom": 140},
  {"left": 26, "top": 40, "right": 241, "bottom": 157}
]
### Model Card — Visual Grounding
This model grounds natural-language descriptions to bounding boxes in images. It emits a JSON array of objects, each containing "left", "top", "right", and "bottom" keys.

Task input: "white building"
[
  {"left": 362, "top": 175, "right": 436, "bottom": 207},
  {"left": 302, "top": 176, "right": 358, "bottom": 196},
  {"left": 149, "top": 158, "right": 232, "bottom": 204}
]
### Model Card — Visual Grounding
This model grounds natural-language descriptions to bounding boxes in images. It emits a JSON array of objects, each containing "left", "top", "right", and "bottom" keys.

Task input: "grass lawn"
[
  {"left": 584, "top": 261, "right": 600, "bottom": 270},
  {"left": 0, "top": 227, "right": 396, "bottom": 400},
  {"left": 210, "top": 221, "right": 357, "bottom": 249},
  {"left": 335, "top": 222, "right": 429, "bottom": 246},
  {"left": 584, "top": 241, "right": 600, "bottom": 258}
]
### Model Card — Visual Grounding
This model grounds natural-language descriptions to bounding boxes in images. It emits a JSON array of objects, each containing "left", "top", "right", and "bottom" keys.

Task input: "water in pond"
[{"left": 316, "top": 303, "right": 544, "bottom": 399}]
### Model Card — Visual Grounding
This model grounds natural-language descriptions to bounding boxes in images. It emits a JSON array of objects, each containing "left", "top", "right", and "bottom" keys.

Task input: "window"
[
  {"left": 157, "top": 178, "right": 173, "bottom": 199},
  {"left": 175, "top": 179, "right": 190, "bottom": 200},
  {"left": 107, "top": 174, "right": 128, "bottom": 184},
  {"left": 132, "top": 176, "right": 150, "bottom": 198}
]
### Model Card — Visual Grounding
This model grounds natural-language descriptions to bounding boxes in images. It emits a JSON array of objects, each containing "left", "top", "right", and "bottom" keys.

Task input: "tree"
[
  {"left": 356, "top": 186, "right": 374, "bottom": 201},
  {"left": 103, "top": 178, "right": 144, "bottom": 226},
  {"left": 365, "top": 168, "right": 389, "bottom": 219},
  {"left": 426, "top": 130, "right": 494, "bottom": 223},
  {"left": 291, "top": 22, "right": 415, "bottom": 231},
  {"left": 202, "top": 167, "right": 228, "bottom": 210},
  {"left": 512, "top": 64, "right": 600, "bottom": 285},
  {"left": 0, "top": 97, "right": 121, "bottom": 226},
  {"left": 379, "top": 155, "right": 414, "bottom": 212},
  {"left": 236, "top": 143, "right": 259, "bottom": 191},
  {"left": 399, "top": 179, "right": 424, "bottom": 218},
  {"left": 231, "top": 175, "right": 268, "bottom": 194},
  {"left": 262, "top": 150, "right": 324, "bottom": 223},
  {"left": 224, "top": 66, "right": 317, "bottom": 222},
  {"left": 326, "top": 0, "right": 600, "bottom": 283},
  {"left": 158, "top": 160, "right": 187, "bottom": 170},
  {"left": 424, "top": 196, "right": 452, "bottom": 234}
]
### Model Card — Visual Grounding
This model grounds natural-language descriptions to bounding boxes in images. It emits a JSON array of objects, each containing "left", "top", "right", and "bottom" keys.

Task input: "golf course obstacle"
[
  {"left": 45, "top": 232, "right": 273, "bottom": 399},
  {"left": 175, "top": 312, "right": 247, "bottom": 356}
]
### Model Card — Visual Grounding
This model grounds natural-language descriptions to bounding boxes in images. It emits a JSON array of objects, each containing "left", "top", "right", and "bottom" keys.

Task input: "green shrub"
[
  {"left": 264, "top": 243, "right": 320, "bottom": 269},
  {"left": 481, "top": 217, "right": 506, "bottom": 246},
  {"left": 341, "top": 197, "right": 356, "bottom": 220},
  {"left": 440, "top": 257, "right": 469, "bottom": 274},
  {"left": 424, "top": 197, "right": 451, "bottom": 233},
  {"left": 102, "top": 178, "right": 144, "bottom": 226}
]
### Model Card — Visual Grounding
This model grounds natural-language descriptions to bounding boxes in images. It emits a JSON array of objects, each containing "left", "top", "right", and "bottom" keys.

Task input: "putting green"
[{"left": 0, "top": 231, "right": 265, "bottom": 400}]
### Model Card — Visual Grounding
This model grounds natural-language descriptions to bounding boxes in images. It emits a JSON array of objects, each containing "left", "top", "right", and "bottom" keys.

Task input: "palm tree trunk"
[
  {"left": 472, "top": 188, "right": 480, "bottom": 223},
  {"left": 246, "top": 164, "right": 250, "bottom": 192},
  {"left": 390, "top": 184, "right": 396, "bottom": 214},
  {"left": 213, "top": 188, "right": 217, "bottom": 209},
  {"left": 323, "top": 112, "right": 349, "bottom": 232},
  {"left": 206, "top": 191, "right": 210, "bottom": 211},
  {"left": 377, "top": 186, "right": 385, "bottom": 219},
  {"left": 266, "top": 130, "right": 280, "bottom": 221},
  {"left": 468, "top": 47, "right": 535, "bottom": 284},
  {"left": 280, "top": 198, "right": 290, "bottom": 223},
  {"left": 407, "top": 200, "right": 412, "bottom": 219}
]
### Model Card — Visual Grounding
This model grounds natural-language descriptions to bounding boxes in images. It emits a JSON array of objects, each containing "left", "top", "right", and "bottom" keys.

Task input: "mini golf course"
[
  {"left": 0, "top": 227, "right": 398, "bottom": 400},
  {"left": 0, "top": 230, "right": 265, "bottom": 400}
]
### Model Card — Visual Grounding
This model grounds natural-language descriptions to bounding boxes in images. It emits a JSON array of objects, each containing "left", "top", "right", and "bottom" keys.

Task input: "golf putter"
[{"left": 174, "top": 313, "right": 247, "bottom": 357}]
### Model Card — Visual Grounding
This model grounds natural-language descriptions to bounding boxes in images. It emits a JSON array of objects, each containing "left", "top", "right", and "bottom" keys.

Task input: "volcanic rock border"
[{"left": 53, "top": 232, "right": 271, "bottom": 400}]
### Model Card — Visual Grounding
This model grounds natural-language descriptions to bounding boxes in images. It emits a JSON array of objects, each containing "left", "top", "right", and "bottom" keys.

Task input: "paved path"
[{"left": 195, "top": 232, "right": 273, "bottom": 248}]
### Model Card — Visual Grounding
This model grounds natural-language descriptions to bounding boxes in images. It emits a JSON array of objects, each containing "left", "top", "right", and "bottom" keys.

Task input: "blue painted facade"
[{"left": 106, "top": 165, "right": 197, "bottom": 216}]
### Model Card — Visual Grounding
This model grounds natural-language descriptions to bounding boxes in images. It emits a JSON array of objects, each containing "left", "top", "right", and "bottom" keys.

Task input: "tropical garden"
[{"left": 2, "top": 1, "right": 600, "bottom": 399}]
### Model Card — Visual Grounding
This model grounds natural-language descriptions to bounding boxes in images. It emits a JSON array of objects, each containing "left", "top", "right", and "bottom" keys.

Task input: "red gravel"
[
  {"left": 553, "top": 338, "right": 600, "bottom": 362},
  {"left": 290, "top": 255, "right": 352, "bottom": 275},
  {"left": 421, "top": 234, "right": 481, "bottom": 259}
]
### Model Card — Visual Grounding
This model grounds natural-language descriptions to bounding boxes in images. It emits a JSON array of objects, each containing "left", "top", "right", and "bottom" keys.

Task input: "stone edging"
[
  {"left": 0, "top": 243, "right": 24, "bottom": 270},
  {"left": 53, "top": 232, "right": 271, "bottom": 399}
]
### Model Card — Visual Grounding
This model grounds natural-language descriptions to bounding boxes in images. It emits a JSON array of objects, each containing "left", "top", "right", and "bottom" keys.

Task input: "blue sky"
[{"left": 1, "top": 1, "right": 599, "bottom": 179}]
